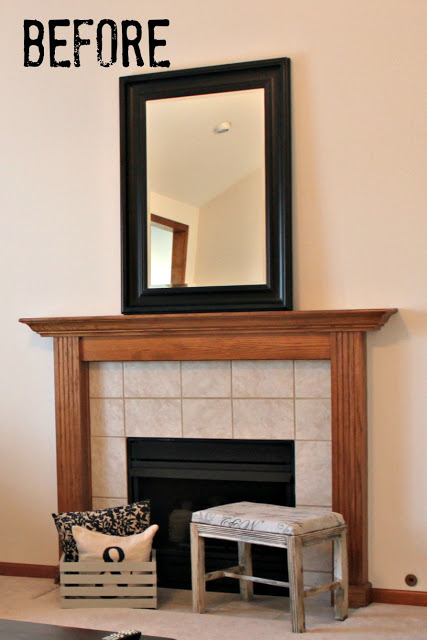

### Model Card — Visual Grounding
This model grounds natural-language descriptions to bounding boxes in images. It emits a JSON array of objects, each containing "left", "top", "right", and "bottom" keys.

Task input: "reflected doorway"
[{"left": 150, "top": 214, "right": 189, "bottom": 287}]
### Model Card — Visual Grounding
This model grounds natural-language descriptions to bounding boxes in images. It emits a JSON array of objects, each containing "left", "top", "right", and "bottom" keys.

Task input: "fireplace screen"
[{"left": 127, "top": 437, "right": 295, "bottom": 594}]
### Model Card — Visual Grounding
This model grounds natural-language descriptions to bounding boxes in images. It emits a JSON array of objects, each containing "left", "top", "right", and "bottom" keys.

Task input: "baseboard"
[
  {"left": 0, "top": 562, "right": 58, "bottom": 580},
  {"left": 372, "top": 588, "right": 427, "bottom": 607},
  {"left": 349, "top": 582, "right": 372, "bottom": 607}
]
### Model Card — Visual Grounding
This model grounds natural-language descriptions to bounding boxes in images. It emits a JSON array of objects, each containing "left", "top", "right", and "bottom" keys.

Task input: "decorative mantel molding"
[
  {"left": 20, "top": 308, "right": 396, "bottom": 337},
  {"left": 20, "top": 308, "right": 397, "bottom": 608}
]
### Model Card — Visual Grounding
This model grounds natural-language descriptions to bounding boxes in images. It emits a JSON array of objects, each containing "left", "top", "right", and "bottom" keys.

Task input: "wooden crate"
[{"left": 59, "top": 551, "right": 157, "bottom": 608}]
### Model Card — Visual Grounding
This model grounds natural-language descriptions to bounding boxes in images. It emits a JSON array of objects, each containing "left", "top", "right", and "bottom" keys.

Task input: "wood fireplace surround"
[{"left": 21, "top": 308, "right": 397, "bottom": 608}]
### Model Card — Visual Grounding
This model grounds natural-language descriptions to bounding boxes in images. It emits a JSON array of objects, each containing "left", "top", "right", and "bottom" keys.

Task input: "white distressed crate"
[{"left": 59, "top": 550, "right": 157, "bottom": 608}]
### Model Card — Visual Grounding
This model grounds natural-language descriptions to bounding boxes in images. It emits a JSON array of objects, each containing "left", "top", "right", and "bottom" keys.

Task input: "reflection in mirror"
[
  {"left": 146, "top": 89, "right": 266, "bottom": 288},
  {"left": 150, "top": 214, "right": 188, "bottom": 286},
  {"left": 150, "top": 220, "right": 173, "bottom": 286}
]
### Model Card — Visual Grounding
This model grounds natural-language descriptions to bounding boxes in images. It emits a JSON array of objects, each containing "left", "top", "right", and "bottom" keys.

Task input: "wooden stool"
[{"left": 190, "top": 502, "right": 348, "bottom": 633}]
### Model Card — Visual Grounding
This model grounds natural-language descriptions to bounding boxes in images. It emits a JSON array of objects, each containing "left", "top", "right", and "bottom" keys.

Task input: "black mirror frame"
[{"left": 120, "top": 58, "right": 292, "bottom": 314}]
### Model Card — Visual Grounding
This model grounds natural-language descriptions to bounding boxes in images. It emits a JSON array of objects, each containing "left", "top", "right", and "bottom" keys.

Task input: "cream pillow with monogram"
[{"left": 72, "top": 524, "right": 159, "bottom": 562}]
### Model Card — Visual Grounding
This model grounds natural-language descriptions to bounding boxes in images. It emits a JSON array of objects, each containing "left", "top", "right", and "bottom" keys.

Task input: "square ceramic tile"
[
  {"left": 233, "top": 399, "right": 294, "bottom": 439},
  {"left": 295, "top": 440, "right": 332, "bottom": 506},
  {"left": 90, "top": 398, "right": 124, "bottom": 437},
  {"left": 294, "top": 360, "right": 331, "bottom": 398},
  {"left": 89, "top": 362, "right": 123, "bottom": 398},
  {"left": 125, "top": 398, "right": 182, "bottom": 437},
  {"left": 91, "top": 436, "right": 127, "bottom": 498},
  {"left": 124, "top": 361, "right": 181, "bottom": 397},
  {"left": 182, "top": 361, "right": 231, "bottom": 397},
  {"left": 295, "top": 399, "right": 331, "bottom": 440},
  {"left": 182, "top": 399, "right": 232, "bottom": 438},
  {"left": 232, "top": 360, "right": 294, "bottom": 398}
]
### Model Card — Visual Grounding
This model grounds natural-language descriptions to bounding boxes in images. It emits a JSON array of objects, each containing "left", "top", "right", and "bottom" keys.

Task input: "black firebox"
[{"left": 127, "top": 438, "right": 295, "bottom": 595}]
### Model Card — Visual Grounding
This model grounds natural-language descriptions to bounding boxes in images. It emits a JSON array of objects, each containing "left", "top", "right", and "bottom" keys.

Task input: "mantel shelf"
[{"left": 20, "top": 308, "right": 397, "bottom": 338}]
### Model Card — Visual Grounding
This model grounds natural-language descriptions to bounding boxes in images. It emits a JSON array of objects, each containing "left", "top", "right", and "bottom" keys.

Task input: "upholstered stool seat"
[{"left": 190, "top": 502, "right": 348, "bottom": 633}]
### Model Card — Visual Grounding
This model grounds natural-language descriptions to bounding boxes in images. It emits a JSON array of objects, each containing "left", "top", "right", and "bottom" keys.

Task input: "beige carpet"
[{"left": 0, "top": 577, "right": 426, "bottom": 639}]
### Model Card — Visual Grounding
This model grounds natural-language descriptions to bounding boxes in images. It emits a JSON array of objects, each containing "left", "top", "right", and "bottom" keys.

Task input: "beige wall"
[
  {"left": 1, "top": 1, "right": 426, "bottom": 592},
  {"left": 194, "top": 169, "right": 266, "bottom": 286}
]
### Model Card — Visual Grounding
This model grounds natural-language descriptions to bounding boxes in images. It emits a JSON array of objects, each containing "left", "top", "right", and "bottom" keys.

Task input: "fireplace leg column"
[
  {"left": 331, "top": 331, "right": 372, "bottom": 607},
  {"left": 53, "top": 336, "right": 91, "bottom": 513}
]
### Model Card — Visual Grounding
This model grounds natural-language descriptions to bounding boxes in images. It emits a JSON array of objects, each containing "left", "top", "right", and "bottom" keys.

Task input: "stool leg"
[
  {"left": 287, "top": 536, "right": 306, "bottom": 633},
  {"left": 333, "top": 529, "right": 349, "bottom": 621},
  {"left": 190, "top": 523, "right": 206, "bottom": 613},
  {"left": 238, "top": 541, "right": 254, "bottom": 601}
]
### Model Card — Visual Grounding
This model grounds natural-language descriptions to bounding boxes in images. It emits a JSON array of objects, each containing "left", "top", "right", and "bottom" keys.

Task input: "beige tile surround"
[{"left": 89, "top": 359, "right": 332, "bottom": 591}]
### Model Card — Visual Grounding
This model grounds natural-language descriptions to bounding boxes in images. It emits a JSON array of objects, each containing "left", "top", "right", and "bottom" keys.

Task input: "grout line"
[
  {"left": 122, "top": 396, "right": 127, "bottom": 438},
  {"left": 294, "top": 396, "right": 332, "bottom": 400},
  {"left": 91, "top": 434, "right": 126, "bottom": 439},
  {"left": 92, "top": 435, "right": 329, "bottom": 442},
  {"left": 112, "top": 396, "right": 300, "bottom": 400},
  {"left": 91, "top": 433, "right": 330, "bottom": 444},
  {"left": 89, "top": 395, "right": 331, "bottom": 400},
  {"left": 231, "top": 397, "right": 234, "bottom": 439},
  {"left": 294, "top": 438, "right": 332, "bottom": 443}
]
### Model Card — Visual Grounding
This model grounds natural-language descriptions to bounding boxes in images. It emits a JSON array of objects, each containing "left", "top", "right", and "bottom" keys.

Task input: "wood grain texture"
[
  {"left": 60, "top": 555, "right": 157, "bottom": 609},
  {"left": 372, "top": 588, "right": 427, "bottom": 607},
  {"left": 54, "top": 337, "right": 91, "bottom": 513},
  {"left": 190, "top": 523, "right": 206, "bottom": 613},
  {"left": 19, "top": 308, "right": 397, "bottom": 337},
  {"left": 348, "top": 583, "right": 377, "bottom": 608},
  {"left": 20, "top": 309, "right": 398, "bottom": 609},
  {"left": 0, "top": 562, "right": 58, "bottom": 579},
  {"left": 171, "top": 223, "right": 189, "bottom": 286},
  {"left": 194, "top": 521, "right": 348, "bottom": 631},
  {"left": 304, "top": 581, "right": 341, "bottom": 598},
  {"left": 287, "top": 535, "right": 305, "bottom": 632},
  {"left": 238, "top": 541, "right": 254, "bottom": 600},
  {"left": 80, "top": 333, "right": 330, "bottom": 361},
  {"left": 333, "top": 528, "right": 349, "bottom": 620},
  {"left": 331, "top": 331, "right": 371, "bottom": 605}
]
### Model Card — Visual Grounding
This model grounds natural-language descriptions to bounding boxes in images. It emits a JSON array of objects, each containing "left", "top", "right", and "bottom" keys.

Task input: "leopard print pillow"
[{"left": 52, "top": 500, "right": 151, "bottom": 562}]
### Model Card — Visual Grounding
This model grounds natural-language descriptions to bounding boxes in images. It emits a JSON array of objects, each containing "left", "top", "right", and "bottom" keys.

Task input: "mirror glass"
[{"left": 146, "top": 89, "right": 266, "bottom": 288}]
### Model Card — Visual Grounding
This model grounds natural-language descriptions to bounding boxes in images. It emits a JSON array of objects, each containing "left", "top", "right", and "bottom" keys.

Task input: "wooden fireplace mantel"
[
  {"left": 20, "top": 308, "right": 396, "bottom": 337},
  {"left": 20, "top": 308, "right": 397, "bottom": 608}
]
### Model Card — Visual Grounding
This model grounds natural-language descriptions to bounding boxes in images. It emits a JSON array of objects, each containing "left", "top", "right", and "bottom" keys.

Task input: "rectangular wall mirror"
[{"left": 120, "top": 58, "right": 292, "bottom": 313}]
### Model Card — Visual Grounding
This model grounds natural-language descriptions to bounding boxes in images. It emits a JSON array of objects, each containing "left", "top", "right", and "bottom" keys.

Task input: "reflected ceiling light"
[{"left": 213, "top": 121, "right": 231, "bottom": 134}]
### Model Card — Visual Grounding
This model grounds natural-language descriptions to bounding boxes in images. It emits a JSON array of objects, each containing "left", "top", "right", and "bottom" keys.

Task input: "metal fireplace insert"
[{"left": 127, "top": 437, "right": 295, "bottom": 595}]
